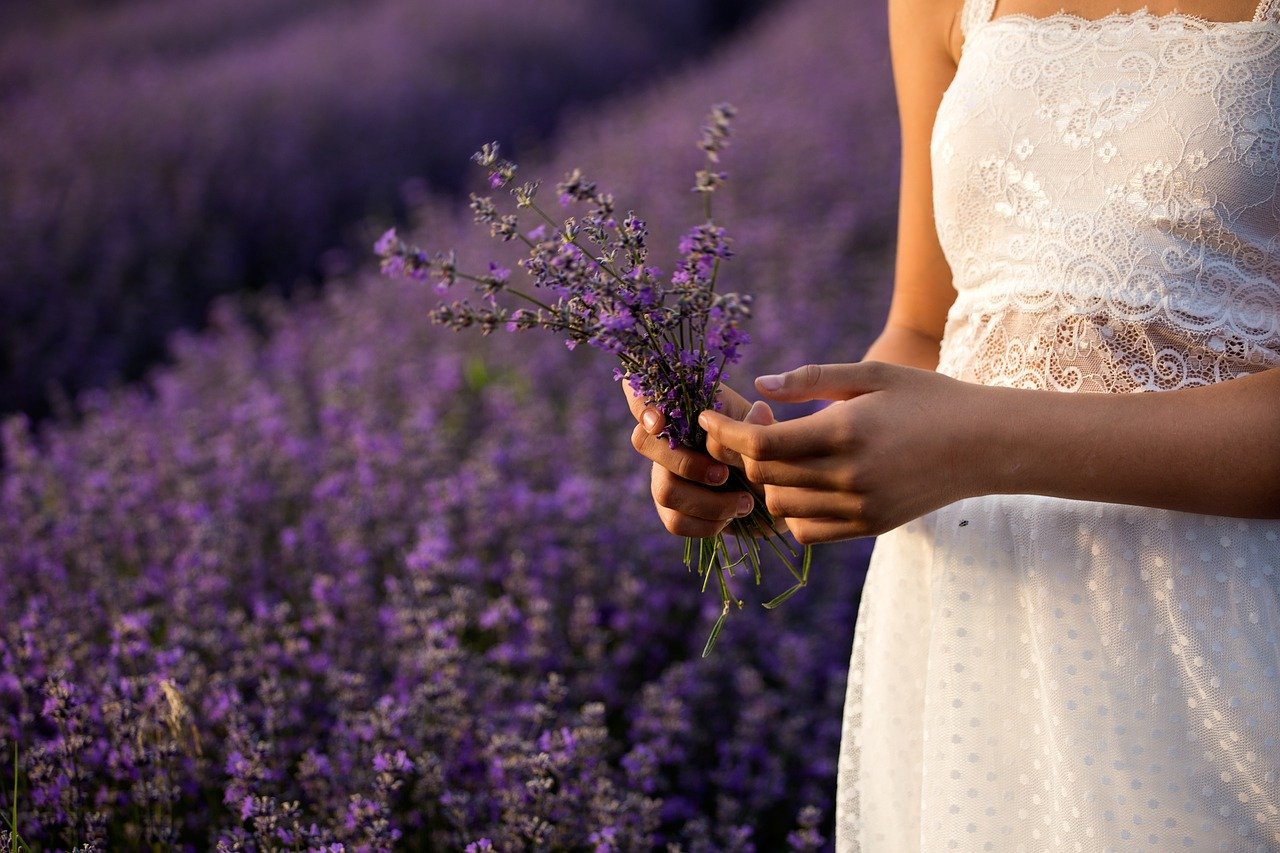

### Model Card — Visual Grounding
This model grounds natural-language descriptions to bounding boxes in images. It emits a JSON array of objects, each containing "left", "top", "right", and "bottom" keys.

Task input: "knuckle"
[
  {"left": 674, "top": 454, "right": 704, "bottom": 484},
  {"left": 764, "top": 492, "right": 786, "bottom": 519},
  {"left": 790, "top": 523, "right": 816, "bottom": 546},
  {"left": 651, "top": 470, "right": 679, "bottom": 508},
  {"left": 662, "top": 509, "right": 721, "bottom": 539},
  {"left": 862, "top": 360, "right": 888, "bottom": 385},
  {"left": 797, "top": 363, "right": 822, "bottom": 389},
  {"left": 656, "top": 506, "right": 676, "bottom": 532},
  {"left": 847, "top": 496, "right": 884, "bottom": 535},
  {"left": 631, "top": 424, "right": 648, "bottom": 454},
  {"left": 850, "top": 513, "right": 879, "bottom": 538},
  {"left": 865, "top": 510, "right": 890, "bottom": 537},
  {"left": 833, "top": 414, "right": 860, "bottom": 447},
  {"left": 657, "top": 507, "right": 688, "bottom": 536},
  {"left": 744, "top": 432, "right": 772, "bottom": 460},
  {"left": 705, "top": 438, "right": 739, "bottom": 467}
]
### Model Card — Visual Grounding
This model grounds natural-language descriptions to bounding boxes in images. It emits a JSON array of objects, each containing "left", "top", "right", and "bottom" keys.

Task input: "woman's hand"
[
  {"left": 624, "top": 382, "right": 764, "bottom": 539},
  {"left": 698, "top": 361, "right": 993, "bottom": 543}
]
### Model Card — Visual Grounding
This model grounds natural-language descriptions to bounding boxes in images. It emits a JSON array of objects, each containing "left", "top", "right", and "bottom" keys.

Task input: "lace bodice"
[{"left": 934, "top": 0, "right": 1280, "bottom": 391}]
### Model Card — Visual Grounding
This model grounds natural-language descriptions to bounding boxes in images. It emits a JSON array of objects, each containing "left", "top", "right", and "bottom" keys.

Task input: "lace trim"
[
  {"left": 984, "top": 8, "right": 1279, "bottom": 31},
  {"left": 935, "top": 0, "right": 1280, "bottom": 396},
  {"left": 961, "top": 0, "right": 997, "bottom": 37}
]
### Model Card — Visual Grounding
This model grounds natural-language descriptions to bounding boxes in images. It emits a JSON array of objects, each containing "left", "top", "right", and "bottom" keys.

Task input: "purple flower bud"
[{"left": 373, "top": 228, "right": 398, "bottom": 256}]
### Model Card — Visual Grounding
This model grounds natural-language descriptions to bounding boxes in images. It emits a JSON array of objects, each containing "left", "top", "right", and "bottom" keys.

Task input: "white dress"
[{"left": 836, "top": 0, "right": 1280, "bottom": 850}]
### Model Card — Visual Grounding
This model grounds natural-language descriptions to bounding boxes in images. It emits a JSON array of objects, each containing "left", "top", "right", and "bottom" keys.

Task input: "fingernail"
[
  {"left": 706, "top": 464, "right": 729, "bottom": 486},
  {"left": 697, "top": 411, "right": 712, "bottom": 430},
  {"left": 736, "top": 494, "right": 754, "bottom": 516},
  {"left": 641, "top": 410, "right": 660, "bottom": 433},
  {"left": 757, "top": 374, "right": 783, "bottom": 392}
]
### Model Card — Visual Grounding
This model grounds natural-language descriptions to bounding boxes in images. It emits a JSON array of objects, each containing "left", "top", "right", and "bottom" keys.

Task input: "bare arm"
[
  {"left": 698, "top": 362, "right": 1280, "bottom": 544},
  {"left": 863, "top": 0, "right": 964, "bottom": 370},
  {"left": 980, "top": 368, "right": 1280, "bottom": 518}
]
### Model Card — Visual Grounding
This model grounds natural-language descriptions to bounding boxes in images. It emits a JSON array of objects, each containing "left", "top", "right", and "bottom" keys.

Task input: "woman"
[{"left": 627, "top": 0, "right": 1280, "bottom": 848}]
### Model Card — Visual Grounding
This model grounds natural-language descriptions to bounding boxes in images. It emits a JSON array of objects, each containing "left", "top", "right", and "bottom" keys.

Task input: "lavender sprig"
[{"left": 376, "top": 105, "right": 811, "bottom": 655}]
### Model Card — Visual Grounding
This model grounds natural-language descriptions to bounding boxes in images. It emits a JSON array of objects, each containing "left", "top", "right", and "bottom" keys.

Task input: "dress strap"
[
  {"left": 1255, "top": 0, "right": 1280, "bottom": 22},
  {"left": 960, "top": 0, "right": 998, "bottom": 37}
]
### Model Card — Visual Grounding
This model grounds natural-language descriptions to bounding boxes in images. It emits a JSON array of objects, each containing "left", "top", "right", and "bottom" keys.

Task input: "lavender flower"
[
  {"left": 0, "top": 0, "right": 896, "bottom": 843},
  {"left": 0, "top": 0, "right": 780, "bottom": 420},
  {"left": 376, "top": 107, "right": 811, "bottom": 654}
]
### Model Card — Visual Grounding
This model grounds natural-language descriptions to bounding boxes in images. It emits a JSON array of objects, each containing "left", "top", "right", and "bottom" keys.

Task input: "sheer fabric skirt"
[{"left": 834, "top": 494, "right": 1280, "bottom": 852}]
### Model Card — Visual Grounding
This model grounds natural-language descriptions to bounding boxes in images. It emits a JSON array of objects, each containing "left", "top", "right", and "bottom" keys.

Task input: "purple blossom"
[
  {"left": 374, "top": 228, "right": 399, "bottom": 257},
  {"left": 0, "top": 0, "right": 775, "bottom": 421},
  {"left": 376, "top": 124, "right": 752, "bottom": 459},
  {"left": 0, "top": 0, "right": 896, "bottom": 845},
  {"left": 372, "top": 750, "right": 413, "bottom": 774}
]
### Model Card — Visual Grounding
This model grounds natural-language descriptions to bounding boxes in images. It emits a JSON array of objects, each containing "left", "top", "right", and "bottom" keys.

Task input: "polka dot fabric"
[{"left": 839, "top": 497, "right": 1280, "bottom": 850}]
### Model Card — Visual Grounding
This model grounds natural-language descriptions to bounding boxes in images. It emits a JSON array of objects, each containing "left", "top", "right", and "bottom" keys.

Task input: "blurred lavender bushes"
[
  {"left": 0, "top": 0, "right": 773, "bottom": 419},
  {"left": 0, "top": 0, "right": 898, "bottom": 847}
]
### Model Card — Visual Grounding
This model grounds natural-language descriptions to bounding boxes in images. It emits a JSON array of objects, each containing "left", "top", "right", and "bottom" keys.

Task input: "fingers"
[
  {"left": 699, "top": 409, "right": 835, "bottom": 462},
  {"left": 713, "top": 384, "right": 753, "bottom": 421},
  {"left": 631, "top": 424, "right": 728, "bottom": 487},
  {"left": 761, "top": 487, "right": 874, "bottom": 543},
  {"left": 622, "top": 379, "right": 758, "bottom": 540},
  {"left": 711, "top": 400, "right": 846, "bottom": 488},
  {"left": 704, "top": 399, "right": 773, "bottom": 469},
  {"left": 743, "top": 399, "right": 775, "bottom": 426},
  {"left": 754, "top": 361, "right": 892, "bottom": 404},
  {"left": 741, "top": 458, "right": 849, "bottom": 489},
  {"left": 785, "top": 516, "right": 872, "bottom": 544},
  {"left": 622, "top": 381, "right": 665, "bottom": 430},
  {"left": 761, "top": 485, "right": 861, "bottom": 521},
  {"left": 651, "top": 464, "right": 754, "bottom": 539}
]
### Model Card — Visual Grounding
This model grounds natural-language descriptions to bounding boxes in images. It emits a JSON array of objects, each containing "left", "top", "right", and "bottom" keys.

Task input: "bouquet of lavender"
[{"left": 375, "top": 105, "right": 810, "bottom": 655}]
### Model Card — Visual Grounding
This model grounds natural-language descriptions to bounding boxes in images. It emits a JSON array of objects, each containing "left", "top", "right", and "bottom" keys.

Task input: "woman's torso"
[{"left": 932, "top": 0, "right": 1280, "bottom": 392}]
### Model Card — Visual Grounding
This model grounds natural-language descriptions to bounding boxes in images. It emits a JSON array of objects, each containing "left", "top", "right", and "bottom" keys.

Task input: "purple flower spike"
[
  {"left": 375, "top": 103, "right": 811, "bottom": 660},
  {"left": 373, "top": 228, "right": 399, "bottom": 256}
]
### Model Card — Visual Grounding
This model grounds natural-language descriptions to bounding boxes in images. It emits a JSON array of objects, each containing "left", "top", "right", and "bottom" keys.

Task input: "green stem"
[
  {"left": 456, "top": 271, "right": 558, "bottom": 314},
  {"left": 10, "top": 742, "right": 15, "bottom": 853},
  {"left": 763, "top": 545, "right": 813, "bottom": 609},
  {"left": 702, "top": 602, "right": 729, "bottom": 659},
  {"left": 0, "top": 742, "right": 29, "bottom": 853}
]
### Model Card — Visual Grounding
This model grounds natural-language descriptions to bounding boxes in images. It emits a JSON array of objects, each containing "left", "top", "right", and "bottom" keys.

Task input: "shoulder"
[
  {"left": 888, "top": 0, "right": 967, "bottom": 67},
  {"left": 888, "top": 0, "right": 963, "bottom": 107}
]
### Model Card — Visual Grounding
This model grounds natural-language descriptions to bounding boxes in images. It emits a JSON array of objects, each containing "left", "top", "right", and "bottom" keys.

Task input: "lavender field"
[
  {"left": 0, "top": 0, "right": 899, "bottom": 848},
  {"left": 0, "top": 0, "right": 772, "bottom": 419}
]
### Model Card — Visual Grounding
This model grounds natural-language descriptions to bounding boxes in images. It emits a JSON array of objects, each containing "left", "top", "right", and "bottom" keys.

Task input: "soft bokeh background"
[{"left": 0, "top": 0, "right": 900, "bottom": 847}]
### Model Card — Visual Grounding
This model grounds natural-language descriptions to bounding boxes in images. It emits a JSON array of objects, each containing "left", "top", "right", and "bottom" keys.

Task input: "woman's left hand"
[{"left": 697, "top": 361, "right": 995, "bottom": 543}]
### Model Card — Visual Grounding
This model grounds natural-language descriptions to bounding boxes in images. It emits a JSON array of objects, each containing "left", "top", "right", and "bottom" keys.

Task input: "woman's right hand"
[{"left": 624, "top": 382, "right": 761, "bottom": 539}]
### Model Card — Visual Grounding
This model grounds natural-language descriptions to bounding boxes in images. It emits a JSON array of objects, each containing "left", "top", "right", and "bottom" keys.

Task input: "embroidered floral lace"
[{"left": 934, "top": 1, "right": 1280, "bottom": 391}]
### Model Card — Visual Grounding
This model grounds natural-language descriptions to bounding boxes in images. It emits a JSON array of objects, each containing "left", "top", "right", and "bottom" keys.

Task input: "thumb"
[
  {"left": 754, "top": 362, "right": 887, "bottom": 403},
  {"left": 743, "top": 399, "right": 776, "bottom": 426}
]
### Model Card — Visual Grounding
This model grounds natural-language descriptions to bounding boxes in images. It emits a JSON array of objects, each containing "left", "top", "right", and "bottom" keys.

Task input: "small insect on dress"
[{"left": 835, "top": 0, "right": 1280, "bottom": 850}]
